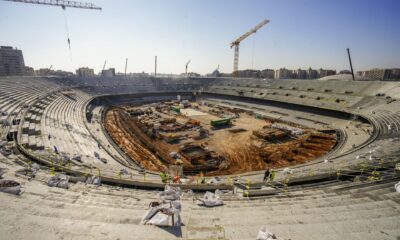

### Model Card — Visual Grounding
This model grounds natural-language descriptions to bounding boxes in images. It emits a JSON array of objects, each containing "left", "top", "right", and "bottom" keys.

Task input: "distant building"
[
  {"left": 306, "top": 67, "right": 319, "bottom": 79},
  {"left": 220, "top": 72, "right": 233, "bottom": 78},
  {"left": 76, "top": 67, "right": 95, "bottom": 77},
  {"left": 124, "top": 72, "right": 150, "bottom": 77},
  {"left": 389, "top": 69, "right": 400, "bottom": 80},
  {"left": 35, "top": 68, "right": 73, "bottom": 76},
  {"left": 187, "top": 72, "right": 201, "bottom": 77},
  {"left": 35, "top": 68, "right": 52, "bottom": 76},
  {"left": 0, "top": 46, "right": 25, "bottom": 76},
  {"left": 237, "top": 69, "right": 261, "bottom": 78},
  {"left": 339, "top": 70, "right": 352, "bottom": 75},
  {"left": 24, "top": 66, "right": 35, "bottom": 76},
  {"left": 101, "top": 68, "right": 116, "bottom": 77},
  {"left": 293, "top": 69, "right": 307, "bottom": 79},
  {"left": 261, "top": 69, "right": 275, "bottom": 79},
  {"left": 357, "top": 68, "right": 400, "bottom": 81},
  {"left": 208, "top": 69, "right": 221, "bottom": 77},
  {"left": 318, "top": 68, "right": 336, "bottom": 78},
  {"left": 180, "top": 72, "right": 201, "bottom": 77},
  {"left": 274, "top": 68, "right": 292, "bottom": 79}
]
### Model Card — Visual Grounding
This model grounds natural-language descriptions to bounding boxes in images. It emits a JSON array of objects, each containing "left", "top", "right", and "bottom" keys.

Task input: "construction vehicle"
[{"left": 210, "top": 118, "right": 231, "bottom": 129}]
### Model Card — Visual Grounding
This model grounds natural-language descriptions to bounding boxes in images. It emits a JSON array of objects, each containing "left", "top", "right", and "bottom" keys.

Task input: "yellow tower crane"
[{"left": 230, "top": 19, "right": 269, "bottom": 76}]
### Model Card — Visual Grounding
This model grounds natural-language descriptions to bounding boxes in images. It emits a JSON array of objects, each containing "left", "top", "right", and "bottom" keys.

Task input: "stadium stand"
[{"left": 0, "top": 76, "right": 399, "bottom": 240}]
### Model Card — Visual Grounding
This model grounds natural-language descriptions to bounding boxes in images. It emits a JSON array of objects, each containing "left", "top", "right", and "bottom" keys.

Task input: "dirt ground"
[
  {"left": 104, "top": 103, "right": 336, "bottom": 176},
  {"left": 104, "top": 110, "right": 167, "bottom": 172}
]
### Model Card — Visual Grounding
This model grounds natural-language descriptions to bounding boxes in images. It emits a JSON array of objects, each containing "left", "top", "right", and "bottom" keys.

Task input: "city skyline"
[{"left": 1, "top": 0, "right": 400, "bottom": 74}]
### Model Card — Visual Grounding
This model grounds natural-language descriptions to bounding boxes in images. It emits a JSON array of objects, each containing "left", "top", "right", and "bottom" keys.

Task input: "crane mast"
[
  {"left": 101, "top": 60, "right": 107, "bottom": 75},
  {"left": 347, "top": 48, "right": 355, "bottom": 81},
  {"left": 231, "top": 19, "right": 269, "bottom": 76},
  {"left": 185, "top": 60, "right": 191, "bottom": 77},
  {"left": 124, "top": 58, "right": 128, "bottom": 76}
]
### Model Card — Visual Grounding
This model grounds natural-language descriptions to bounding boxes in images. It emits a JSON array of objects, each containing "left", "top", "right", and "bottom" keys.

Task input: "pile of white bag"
[
  {"left": 142, "top": 185, "right": 182, "bottom": 227},
  {"left": 256, "top": 225, "right": 277, "bottom": 240},
  {"left": 0, "top": 179, "right": 21, "bottom": 195},
  {"left": 159, "top": 185, "right": 182, "bottom": 201},
  {"left": 206, "top": 176, "right": 222, "bottom": 185},
  {"left": 47, "top": 174, "right": 69, "bottom": 189},
  {"left": 196, "top": 191, "right": 224, "bottom": 207},
  {"left": 85, "top": 176, "right": 101, "bottom": 186},
  {"left": 0, "top": 168, "right": 7, "bottom": 179},
  {"left": 395, "top": 181, "right": 400, "bottom": 193}
]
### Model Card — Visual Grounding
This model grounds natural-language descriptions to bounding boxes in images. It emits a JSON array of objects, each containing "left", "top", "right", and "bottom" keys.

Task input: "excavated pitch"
[{"left": 104, "top": 107, "right": 336, "bottom": 176}]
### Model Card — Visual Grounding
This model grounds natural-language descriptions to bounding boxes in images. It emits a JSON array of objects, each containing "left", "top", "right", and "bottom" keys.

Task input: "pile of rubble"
[
  {"left": 253, "top": 128, "right": 288, "bottom": 142},
  {"left": 0, "top": 168, "right": 22, "bottom": 195},
  {"left": 196, "top": 190, "right": 224, "bottom": 207},
  {"left": 141, "top": 185, "right": 183, "bottom": 226},
  {"left": 271, "top": 123, "right": 305, "bottom": 136},
  {"left": 0, "top": 141, "right": 12, "bottom": 156},
  {"left": 47, "top": 173, "right": 101, "bottom": 189}
]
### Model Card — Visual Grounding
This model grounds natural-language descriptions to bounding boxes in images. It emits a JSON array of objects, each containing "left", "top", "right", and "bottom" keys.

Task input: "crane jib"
[{"left": 230, "top": 19, "right": 270, "bottom": 75}]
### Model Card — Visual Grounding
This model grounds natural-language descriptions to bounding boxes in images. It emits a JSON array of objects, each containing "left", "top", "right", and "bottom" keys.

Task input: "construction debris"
[
  {"left": 206, "top": 176, "right": 222, "bottom": 185},
  {"left": 0, "top": 168, "right": 7, "bottom": 179},
  {"left": 159, "top": 185, "right": 182, "bottom": 201},
  {"left": 253, "top": 128, "right": 287, "bottom": 141},
  {"left": 256, "top": 225, "right": 277, "bottom": 240},
  {"left": 141, "top": 185, "right": 183, "bottom": 226},
  {"left": 47, "top": 174, "right": 70, "bottom": 189},
  {"left": 197, "top": 191, "right": 224, "bottom": 207},
  {"left": 0, "top": 143, "right": 12, "bottom": 156},
  {"left": 85, "top": 176, "right": 101, "bottom": 186},
  {"left": 141, "top": 200, "right": 182, "bottom": 226},
  {"left": 0, "top": 179, "right": 21, "bottom": 195},
  {"left": 228, "top": 128, "right": 246, "bottom": 133},
  {"left": 105, "top": 100, "right": 336, "bottom": 176},
  {"left": 282, "top": 167, "right": 293, "bottom": 174}
]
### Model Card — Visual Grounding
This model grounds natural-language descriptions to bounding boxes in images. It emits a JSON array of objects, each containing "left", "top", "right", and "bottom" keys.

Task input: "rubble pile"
[{"left": 141, "top": 185, "right": 183, "bottom": 227}]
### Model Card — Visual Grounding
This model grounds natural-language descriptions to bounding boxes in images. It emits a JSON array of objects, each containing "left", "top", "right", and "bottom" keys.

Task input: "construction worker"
[
  {"left": 160, "top": 172, "right": 167, "bottom": 183},
  {"left": 263, "top": 168, "right": 270, "bottom": 182},
  {"left": 200, "top": 171, "right": 206, "bottom": 184},
  {"left": 269, "top": 169, "right": 276, "bottom": 182},
  {"left": 173, "top": 175, "right": 180, "bottom": 184}
]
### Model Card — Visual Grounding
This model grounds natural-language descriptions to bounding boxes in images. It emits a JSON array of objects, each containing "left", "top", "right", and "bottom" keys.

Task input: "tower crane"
[
  {"left": 46, "top": 65, "right": 53, "bottom": 75},
  {"left": 2, "top": 0, "right": 101, "bottom": 10},
  {"left": 2, "top": 0, "right": 101, "bottom": 58},
  {"left": 125, "top": 58, "right": 128, "bottom": 76},
  {"left": 185, "top": 60, "right": 191, "bottom": 77},
  {"left": 347, "top": 48, "right": 355, "bottom": 81},
  {"left": 101, "top": 60, "right": 107, "bottom": 75},
  {"left": 230, "top": 19, "right": 269, "bottom": 76}
]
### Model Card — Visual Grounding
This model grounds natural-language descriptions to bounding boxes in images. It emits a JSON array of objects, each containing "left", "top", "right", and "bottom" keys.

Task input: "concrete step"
[{"left": 0, "top": 211, "right": 183, "bottom": 240}]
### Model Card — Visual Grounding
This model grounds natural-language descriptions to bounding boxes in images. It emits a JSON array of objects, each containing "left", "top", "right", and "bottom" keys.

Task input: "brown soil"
[
  {"left": 104, "top": 110, "right": 166, "bottom": 172},
  {"left": 104, "top": 106, "right": 336, "bottom": 176}
]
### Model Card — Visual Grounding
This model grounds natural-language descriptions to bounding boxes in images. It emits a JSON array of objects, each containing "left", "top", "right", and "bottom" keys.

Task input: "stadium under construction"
[{"left": 0, "top": 75, "right": 400, "bottom": 239}]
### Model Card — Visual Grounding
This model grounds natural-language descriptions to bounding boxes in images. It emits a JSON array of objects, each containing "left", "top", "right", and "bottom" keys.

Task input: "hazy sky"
[{"left": 1, "top": 0, "right": 399, "bottom": 74}]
